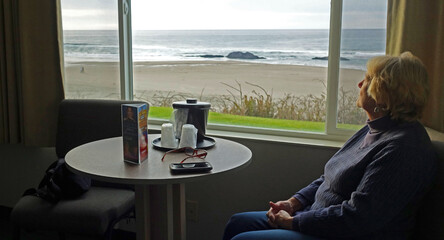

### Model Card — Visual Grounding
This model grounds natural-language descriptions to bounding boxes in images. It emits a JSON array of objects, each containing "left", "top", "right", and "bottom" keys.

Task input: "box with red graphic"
[{"left": 121, "top": 103, "right": 149, "bottom": 164}]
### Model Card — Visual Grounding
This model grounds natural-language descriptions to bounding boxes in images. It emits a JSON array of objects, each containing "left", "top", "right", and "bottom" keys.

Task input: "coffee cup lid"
[{"left": 172, "top": 98, "right": 211, "bottom": 109}]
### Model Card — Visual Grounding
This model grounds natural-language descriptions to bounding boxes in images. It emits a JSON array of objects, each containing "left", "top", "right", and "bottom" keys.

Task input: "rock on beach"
[{"left": 226, "top": 51, "right": 265, "bottom": 60}]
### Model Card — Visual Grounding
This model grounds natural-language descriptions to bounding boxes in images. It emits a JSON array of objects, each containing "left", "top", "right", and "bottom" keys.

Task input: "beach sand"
[{"left": 64, "top": 60, "right": 366, "bottom": 103}]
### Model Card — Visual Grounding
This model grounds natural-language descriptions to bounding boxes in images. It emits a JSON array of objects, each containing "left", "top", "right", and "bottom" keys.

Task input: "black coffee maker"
[{"left": 172, "top": 98, "right": 215, "bottom": 148}]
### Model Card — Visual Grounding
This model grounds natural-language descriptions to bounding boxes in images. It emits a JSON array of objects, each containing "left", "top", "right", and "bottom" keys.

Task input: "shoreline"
[{"left": 65, "top": 59, "right": 365, "bottom": 71}]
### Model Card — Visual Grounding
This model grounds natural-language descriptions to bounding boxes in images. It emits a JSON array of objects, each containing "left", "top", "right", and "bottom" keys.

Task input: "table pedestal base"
[{"left": 135, "top": 184, "right": 186, "bottom": 240}]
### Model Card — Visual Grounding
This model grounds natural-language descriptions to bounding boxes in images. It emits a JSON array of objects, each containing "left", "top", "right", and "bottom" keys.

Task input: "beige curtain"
[
  {"left": 0, "top": 0, "right": 64, "bottom": 146},
  {"left": 386, "top": 0, "right": 444, "bottom": 132}
]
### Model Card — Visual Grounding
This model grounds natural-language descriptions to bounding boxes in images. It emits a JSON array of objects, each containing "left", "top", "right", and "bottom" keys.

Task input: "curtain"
[
  {"left": 0, "top": 0, "right": 64, "bottom": 146},
  {"left": 386, "top": 0, "right": 444, "bottom": 132}
]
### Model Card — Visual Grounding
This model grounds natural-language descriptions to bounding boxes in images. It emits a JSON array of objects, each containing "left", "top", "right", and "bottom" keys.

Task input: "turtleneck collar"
[
  {"left": 366, "top": 115, "right": 397, "bottom": 134},
  {"left": 361, "top": 115, "right": 398, "bottom": 148}
]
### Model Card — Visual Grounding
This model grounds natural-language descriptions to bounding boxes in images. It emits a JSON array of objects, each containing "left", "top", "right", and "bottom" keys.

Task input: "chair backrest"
[
  {"left": 55, "top": 99, "right": 147, "bottom": 158},
  {"left": 413, "top": 140, "right": 444, "bottom": 239}
]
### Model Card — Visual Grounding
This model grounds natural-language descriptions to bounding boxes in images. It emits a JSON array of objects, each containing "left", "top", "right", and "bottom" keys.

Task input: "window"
[
  {"left": 130, "top": 0, "right": 332, "bottom": 134},
  {"left": 60, "top": 0, "right": 120, "bottom": 100},
  {"left": 60, "top": 0, "right": 387, "bottom": 140},
  {"left": 336, "top": 0, "right": 387, "bottom": 131}
]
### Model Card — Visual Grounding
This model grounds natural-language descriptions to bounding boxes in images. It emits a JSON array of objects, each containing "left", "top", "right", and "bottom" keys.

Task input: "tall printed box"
[{"left": 122, "top": 103, "right": 149, "bottom": 164}]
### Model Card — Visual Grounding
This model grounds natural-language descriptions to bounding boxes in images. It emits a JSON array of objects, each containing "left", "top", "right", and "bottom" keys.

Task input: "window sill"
[
  {"left": 209, "top": 129, "right": 345, "bottom": 149},
  {"left": 148, "top": 122, "right": 347, "bottom": 149}
]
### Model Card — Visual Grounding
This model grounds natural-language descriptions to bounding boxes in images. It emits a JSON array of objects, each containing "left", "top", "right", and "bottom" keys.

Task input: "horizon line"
[{"left": 63, "top": 28, "right": 386, "bottom": 31}]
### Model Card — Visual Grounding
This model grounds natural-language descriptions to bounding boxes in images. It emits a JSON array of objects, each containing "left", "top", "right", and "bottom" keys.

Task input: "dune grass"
[
  {"left": 142, "top": 81, "right": 365, "bottom": 133},
  {"left": 148, "top": 106, "right": 362, "bottom": 132}
]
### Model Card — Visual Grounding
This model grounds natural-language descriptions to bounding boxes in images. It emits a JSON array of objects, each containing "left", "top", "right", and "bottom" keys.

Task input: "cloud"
[
  {"left": 60, "top": 0, "right": 387, "bottom": 30},
  {"left": 342, "top": 11, "right": 387, "bottom": 29},
  {"left": 62, "top": 9, "right": 114, "bottom": 18},
  {"left": 227, "top": 0, "right": 329, "bottom": 14},
  {"left": 61, "top": 9, "right": 118, "bottom": 30}
]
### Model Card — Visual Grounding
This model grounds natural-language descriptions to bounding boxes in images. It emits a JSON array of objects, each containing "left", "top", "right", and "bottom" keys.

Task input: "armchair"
[{"left": 11, "top": 99, "right": 148, "bottom": 239}]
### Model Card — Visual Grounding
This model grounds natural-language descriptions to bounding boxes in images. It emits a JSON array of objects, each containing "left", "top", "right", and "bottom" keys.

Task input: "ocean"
[{"left": 63, "top": 29, "right": 385, "bottom": 70}]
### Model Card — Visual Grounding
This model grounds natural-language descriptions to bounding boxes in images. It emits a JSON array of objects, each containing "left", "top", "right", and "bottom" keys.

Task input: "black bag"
[{"left": 25, "top": 158, "right": 91, "bottom": 203}]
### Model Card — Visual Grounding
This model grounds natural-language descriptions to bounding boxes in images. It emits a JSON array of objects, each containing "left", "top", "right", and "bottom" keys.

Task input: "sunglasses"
[{"left": 161, "top": 147, "right": 208, "bottom": 163}]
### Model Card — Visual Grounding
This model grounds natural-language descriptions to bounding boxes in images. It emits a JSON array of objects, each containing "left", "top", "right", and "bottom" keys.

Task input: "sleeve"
[
  {"left": 291, "top": 125, "right": 369, "bottom": 209},
  {"left": 292, "top": 143, "right": 436, "bottom": 238},
  {"left": 292, "top": 175, "right": 324, "bottom": 208}
]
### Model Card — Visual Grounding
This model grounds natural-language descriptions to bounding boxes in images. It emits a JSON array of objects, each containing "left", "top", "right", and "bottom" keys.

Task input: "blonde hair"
[{"left": 366, "top": 52, "right": 429, "bottom": 122}]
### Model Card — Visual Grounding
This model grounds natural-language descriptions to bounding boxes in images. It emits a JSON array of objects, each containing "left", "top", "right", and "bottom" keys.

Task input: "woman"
[{"left": 223, "top": 52, "right": 437, "bottom": 240}]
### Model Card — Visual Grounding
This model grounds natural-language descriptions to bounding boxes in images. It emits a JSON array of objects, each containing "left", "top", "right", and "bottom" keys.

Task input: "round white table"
[{"left": 65, "top": 134, "right": 252, "bottom": 240}]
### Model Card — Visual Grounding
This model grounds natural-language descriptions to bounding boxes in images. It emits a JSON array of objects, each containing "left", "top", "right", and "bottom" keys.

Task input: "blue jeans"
[{"left": 223, "top": 211, "right": 323, "bottom": 240}]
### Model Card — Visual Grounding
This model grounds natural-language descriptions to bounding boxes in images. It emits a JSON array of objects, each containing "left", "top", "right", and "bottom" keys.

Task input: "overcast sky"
[{"left": 61, "top": 0, "right": 387, "bottom": 30}]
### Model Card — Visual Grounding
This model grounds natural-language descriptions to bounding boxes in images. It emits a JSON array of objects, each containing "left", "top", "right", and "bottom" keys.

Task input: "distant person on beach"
[{"left": 223, "top": 52, "right": 437, "bottom": 240}]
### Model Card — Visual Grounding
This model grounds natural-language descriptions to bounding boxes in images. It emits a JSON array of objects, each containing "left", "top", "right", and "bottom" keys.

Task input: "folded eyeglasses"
[{"left": 161, "top": 147, "right": 208, "bottom": 163}]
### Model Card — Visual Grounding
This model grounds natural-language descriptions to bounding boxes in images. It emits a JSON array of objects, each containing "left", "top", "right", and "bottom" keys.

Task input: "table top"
[{"left": 65, "top": 134, "right": 252, "bottom": 185}]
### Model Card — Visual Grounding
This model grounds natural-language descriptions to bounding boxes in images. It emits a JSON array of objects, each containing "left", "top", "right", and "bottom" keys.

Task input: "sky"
[{"left": 61, "top": 0, "right": 387, "bottom": 30}]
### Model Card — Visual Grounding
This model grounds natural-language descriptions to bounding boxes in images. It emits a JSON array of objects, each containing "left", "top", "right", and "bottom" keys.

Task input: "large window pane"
[
  {"left": 337, "top": 0, "right": 387, "bottom": 130},
  {"left": 60, "top": 0, "right": 120, "bottom": 100},
  {"left": 131, "top": 0, "right": 331, "bottom": 132}
]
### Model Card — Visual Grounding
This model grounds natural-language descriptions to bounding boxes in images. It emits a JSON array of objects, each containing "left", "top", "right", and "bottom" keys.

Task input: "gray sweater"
[{"left": 292, "top": 116, "right": 437, "bottom": 239}]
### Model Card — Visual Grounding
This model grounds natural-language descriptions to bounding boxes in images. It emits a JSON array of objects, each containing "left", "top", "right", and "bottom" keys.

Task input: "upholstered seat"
[{"left": 11, "top": 187, "right": 134, "bottom": 236}]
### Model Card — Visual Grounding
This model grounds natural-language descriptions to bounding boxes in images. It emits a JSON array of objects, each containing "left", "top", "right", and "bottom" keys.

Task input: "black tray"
[{"left": 152, "top": 136, "right": 216, "bottom": 151}]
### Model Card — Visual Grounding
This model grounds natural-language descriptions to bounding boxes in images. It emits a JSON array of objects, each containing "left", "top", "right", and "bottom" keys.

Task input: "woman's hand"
[
  {"left": 267, "top": 210, "right": 294, "bottom": 230},
  {"left": 267, "top": 197, "right": 302, "bottom": 216},
  {"left": 266, "top": 197, "right": 302, "bottom": 228}
]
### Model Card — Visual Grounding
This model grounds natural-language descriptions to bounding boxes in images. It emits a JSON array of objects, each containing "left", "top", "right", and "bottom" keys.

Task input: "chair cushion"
[{"left": 11, "top": 187, "right": 134, "bottom": 236}]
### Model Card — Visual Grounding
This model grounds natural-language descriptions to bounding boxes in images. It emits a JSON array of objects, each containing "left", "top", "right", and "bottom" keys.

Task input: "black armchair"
[
  {"left": 413, "top": 140, "right": 444, "bottom": 239},
  {"left": 11, "top": 99, "right": 148, "bottom": 239}
]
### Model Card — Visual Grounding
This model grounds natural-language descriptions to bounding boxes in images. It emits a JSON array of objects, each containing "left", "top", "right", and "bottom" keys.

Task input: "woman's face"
[{"left": 357, "top": 74, "right": 377, "bottom": 115}]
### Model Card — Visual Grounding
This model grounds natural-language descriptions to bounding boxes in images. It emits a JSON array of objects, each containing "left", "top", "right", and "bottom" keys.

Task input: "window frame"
[{"left": 117, "top": 0, "right": 358, "bottom": 142}]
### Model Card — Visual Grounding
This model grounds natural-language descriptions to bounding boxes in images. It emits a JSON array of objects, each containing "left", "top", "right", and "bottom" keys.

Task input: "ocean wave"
[
  {"left": 64, "top": 42, "right": 101, "bottom": 46},
  {"left": 188, "top": 54, "right": 225, "bottom": 58},
  {"left": 341, "top": 51, "right": 385, "bottom": 57},
  {"left": 133, "top": 44, "right": 169, "bottom": 50},
  {"left": 63, "top": 29, "right": 385, "bottom": 70},
  {"left": 65, "top": 49, "right": 370, "bottom": 70}
]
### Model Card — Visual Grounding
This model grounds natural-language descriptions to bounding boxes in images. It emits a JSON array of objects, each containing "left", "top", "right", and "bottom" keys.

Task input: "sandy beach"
[{"left": 64, "top": 60, "right": 366, "bottom": 104}]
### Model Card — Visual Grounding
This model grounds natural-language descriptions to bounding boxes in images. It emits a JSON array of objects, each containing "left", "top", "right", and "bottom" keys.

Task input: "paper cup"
[
  {"left": 178, "top": 124, "right": 197, "bottom": 148},
  {"left": 161, "top": 123, "right": 178, "bottom": 148}
]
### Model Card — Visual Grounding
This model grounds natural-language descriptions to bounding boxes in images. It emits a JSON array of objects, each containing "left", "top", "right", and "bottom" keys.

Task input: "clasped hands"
[{"left": 266, "top": 197, "right": 301, "bottom": 230}]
